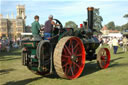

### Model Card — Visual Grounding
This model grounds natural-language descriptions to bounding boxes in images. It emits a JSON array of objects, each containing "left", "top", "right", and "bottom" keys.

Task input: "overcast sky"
[{"left": 0, "top": 0, "right": 128, "bottom": 27}]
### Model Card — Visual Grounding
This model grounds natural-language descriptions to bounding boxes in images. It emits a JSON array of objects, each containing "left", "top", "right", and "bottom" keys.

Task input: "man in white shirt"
[{"left": 112, "top": 37, "right": 119, "bottom": 54}]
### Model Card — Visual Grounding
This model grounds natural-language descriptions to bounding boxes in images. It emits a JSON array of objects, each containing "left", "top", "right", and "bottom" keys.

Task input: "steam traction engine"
[{"left": 22, "top": 7, "right": 110, "bottom": 79}]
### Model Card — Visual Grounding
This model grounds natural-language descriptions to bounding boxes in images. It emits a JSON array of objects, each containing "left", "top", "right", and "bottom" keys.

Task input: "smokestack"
[{"left": 87, "top": 7, "right": 94, "bottom": 31}]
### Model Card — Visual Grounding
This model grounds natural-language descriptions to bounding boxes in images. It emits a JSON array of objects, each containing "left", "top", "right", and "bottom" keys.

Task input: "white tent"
[{"left": 108, "top": 33, "right": 123, "bottom": 38}]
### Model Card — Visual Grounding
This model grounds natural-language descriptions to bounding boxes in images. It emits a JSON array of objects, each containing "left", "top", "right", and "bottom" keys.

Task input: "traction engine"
[{"left": 22, "top": 7, "right": 110, "bottom": 79}]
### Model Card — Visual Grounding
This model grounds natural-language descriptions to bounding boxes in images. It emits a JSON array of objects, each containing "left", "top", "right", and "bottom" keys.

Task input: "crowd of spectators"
[
  {"left": 98, "top": 36, "right": 128, "bottom": 54},
  {"left": 0, "top": 35, "right": 127, "bottom": 54},
  {"left": 0, "top": 37, "right": 21, "bottom": 52}
]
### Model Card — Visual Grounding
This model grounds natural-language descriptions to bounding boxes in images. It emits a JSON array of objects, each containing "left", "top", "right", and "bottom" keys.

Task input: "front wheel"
[{"left": 97, "top": 48, "right": 110, "bottom": 69}]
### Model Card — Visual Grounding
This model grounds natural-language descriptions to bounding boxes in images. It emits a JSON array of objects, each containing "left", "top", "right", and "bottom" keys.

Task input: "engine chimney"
[{"left": 87, "top": 7, "right": 94, "bottom": 31}]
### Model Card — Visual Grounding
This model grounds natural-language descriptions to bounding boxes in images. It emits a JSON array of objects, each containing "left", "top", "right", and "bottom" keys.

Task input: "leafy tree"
[
  {"left": 123, "top": 14, "right": 128, "bottom": 19},
  {"left": 64, "top": 21, "right": 78, "bottom": 31},
  {"left": 106, "top": 21, "right": 115, "bottom": 30},
  {"left": 93, "top": 8, "right": 103, "bottom": 32},
  {"left": 121, "top": 23, "right": 128, "bottom": 31},
  {"left": 115, "top": 26, "right": 121, "bottom": 31}
]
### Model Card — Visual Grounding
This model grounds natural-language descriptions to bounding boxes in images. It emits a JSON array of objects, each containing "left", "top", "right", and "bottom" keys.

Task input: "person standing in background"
[
  {"left": 112, "top": 37, "right": 119, "bottom": 54},
  {"left": 122, "top": 36, "right": 128, "bottom": 52},
  {"left": 108, "top": 37, "right": 113, "bottom": 49}
]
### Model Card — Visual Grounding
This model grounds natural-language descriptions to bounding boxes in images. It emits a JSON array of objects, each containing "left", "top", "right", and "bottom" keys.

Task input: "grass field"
[{"left": 0, "top": 46, "right": 128, "bottom": 85}]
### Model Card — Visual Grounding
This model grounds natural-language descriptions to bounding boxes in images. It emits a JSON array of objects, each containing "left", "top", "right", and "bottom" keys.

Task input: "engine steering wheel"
[{"left": 53, "top": 19, "right": 63, "bottom": 35}]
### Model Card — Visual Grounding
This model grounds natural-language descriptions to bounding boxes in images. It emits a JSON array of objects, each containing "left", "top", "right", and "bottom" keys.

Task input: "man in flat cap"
[{"left": 44, "top": 15, "right": 60, "bottom": 40}]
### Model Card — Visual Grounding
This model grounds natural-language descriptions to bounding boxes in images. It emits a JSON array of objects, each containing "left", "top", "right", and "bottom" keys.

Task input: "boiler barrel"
[{"left": 82, "top": 36, "right": 100, "bottom": 50}]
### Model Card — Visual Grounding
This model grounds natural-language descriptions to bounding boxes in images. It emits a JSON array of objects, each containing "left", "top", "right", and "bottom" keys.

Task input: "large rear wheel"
[{"left": 53, "top": 36, "right": 85, "bottom": 79}]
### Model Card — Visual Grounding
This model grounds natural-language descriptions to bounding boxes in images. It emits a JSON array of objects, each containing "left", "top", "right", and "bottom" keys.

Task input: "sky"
[{"left": 0, "top": 0, "right": 128, "bottom": 27}]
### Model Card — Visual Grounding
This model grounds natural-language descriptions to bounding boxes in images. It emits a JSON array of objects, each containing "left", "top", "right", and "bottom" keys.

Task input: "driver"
[{"left": 44, "top": 15, "right": 60, "bottom": 40}]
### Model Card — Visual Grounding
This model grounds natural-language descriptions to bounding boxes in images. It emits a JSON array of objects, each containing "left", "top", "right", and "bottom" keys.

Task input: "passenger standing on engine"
[
  {"left": 31, "top": 15, "right": 41, "bottom": 40},
  {"left": 44, "top": 15, "right": 60, "bottom": 40}
]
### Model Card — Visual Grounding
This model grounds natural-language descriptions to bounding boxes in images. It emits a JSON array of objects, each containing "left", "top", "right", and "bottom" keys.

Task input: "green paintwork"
[
  {"left": 31, "top": 67, "right": 38, "bottom": 71},
  {"left": 30, "top": 49, "right": 36, "bottom": 55},
  {"left": 22, "top": 41, "right": 39, "bottom": 48},
  {"left": 58, "top": 32, "right": 66, "bottom": 40},
  {"left": 22, "top": 40, "right": 44, "bottom": 72}
]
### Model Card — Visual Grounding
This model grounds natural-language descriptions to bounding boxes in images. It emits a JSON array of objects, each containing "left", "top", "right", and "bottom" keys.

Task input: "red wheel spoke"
[
  {"left": 64, "top": 66, "right": 67, "bottom": 73},
  {"left": 68, "top": 39, "right": 73, "bottom": 54},
  {"left": 101, "top": 56, "right": 105, "bottom": 60},
  {"left": 63, "top": 62, "right": 69, "bottom": 67},
  {"left": 72, "top": 62, "right": 76, "bottom": 69},
  {"left": 62, "top": 55, "right": 70, "bottom": 58},
  {"left": 62, "top": 58, "right": 67, "bottom": 62},
  {"left": 74, "top": 47, "right": 79, "bottom": 55},
  {"left": 104, "top": 56, "right": 108, "bottom": 60},
  {"left": 70, "top": 67, "right": 74, "bottom": 76},
  {"left": 72, "top": 62, "right": 77, "bottom": 74},
  {"left": 75, "top": 54, "right": 82, "bottom": 57},
  {"left": 67, "top": 64, "right": 72, "bottom": 74},
  {"left": 71, "top": 43, "right": 73, "bottom": 54},
  {"left": 101, "top": 56, "right": 107, "bottom": 67},
  {"left": 68, "top": 39, "right": 72, "bottom": 48},
  {"left": 63, "top": 48, "right": 67, "bottom": 54},
  {"left": 72, "top": 61, "right": 80, "bottom": 68},
  {"left": 65, "top": 45, "right": 72, "bottom": 55},
  {"left": 73, "top": 43, "right": 79, "bottom": 50},
  {"left": 106, "top": 59, "right": 110, "bottom": 63},
  {"left": 102, "top": 60, "right": 106, "bottom": 64}
]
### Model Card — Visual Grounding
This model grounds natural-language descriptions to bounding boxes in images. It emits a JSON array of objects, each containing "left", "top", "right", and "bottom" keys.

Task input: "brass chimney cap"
[{"left": 87, "top": 7, "right": 94, "bottom": 11}]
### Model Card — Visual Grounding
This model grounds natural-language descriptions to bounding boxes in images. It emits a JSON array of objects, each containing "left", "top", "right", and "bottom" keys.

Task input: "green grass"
[{"left": 0, "top": 46, "right": 128, "bottom": 85}]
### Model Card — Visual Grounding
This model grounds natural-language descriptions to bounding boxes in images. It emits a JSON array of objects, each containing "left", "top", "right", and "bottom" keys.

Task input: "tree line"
[
  {"left": 65, "top": 8, "right": 128, "bottom": 32},
  {"left": 106, "top": 14, "right": 128, "bottom": 31},
  {"left": 25, "top": 9, "right": 128, "bottom": 33}
]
